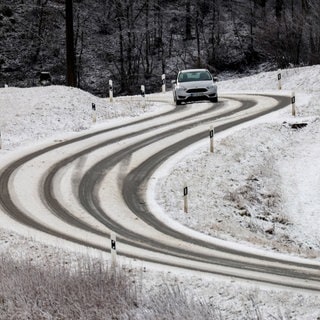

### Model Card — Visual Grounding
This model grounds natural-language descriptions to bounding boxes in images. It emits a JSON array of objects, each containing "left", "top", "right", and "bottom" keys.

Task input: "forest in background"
[{"left": 1, "top": 0, "right": 320, "bottom": 96}]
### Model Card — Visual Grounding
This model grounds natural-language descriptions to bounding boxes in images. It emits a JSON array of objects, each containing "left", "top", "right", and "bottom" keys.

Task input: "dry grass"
[
  {"left": 0, "top": 254, "right": 137, "bottom": 319},
  {"left": 0, "top": 251, "right": 223, "bottom": 320},
  {"left": 0, "top": 249, "right": 295, "bottom": 320}
]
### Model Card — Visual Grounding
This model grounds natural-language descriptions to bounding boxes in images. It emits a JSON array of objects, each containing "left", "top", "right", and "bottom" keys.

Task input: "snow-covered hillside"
[{"left": 1, "top": 66, "right": 320, "bottom": 318}]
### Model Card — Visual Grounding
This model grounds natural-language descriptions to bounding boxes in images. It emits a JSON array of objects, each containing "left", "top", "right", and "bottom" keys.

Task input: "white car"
[{"left": 173, "top": 69, "right": 218, "bottom": 105}]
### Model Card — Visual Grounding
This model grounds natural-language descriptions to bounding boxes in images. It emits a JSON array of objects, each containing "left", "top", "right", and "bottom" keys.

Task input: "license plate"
[{"left": 191, "top": 93, "right": 202, "bottom": 97}]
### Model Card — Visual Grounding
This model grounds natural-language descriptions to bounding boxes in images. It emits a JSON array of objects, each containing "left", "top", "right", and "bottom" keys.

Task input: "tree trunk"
[
  {"left": 185, "top": 0, "right": 192, "bottom": 40},
  {"left": 275, "top": 0, "right": 283, "bottom": 20},
  {"left": 195, "top": 9, "right": 201, "bottom": 67},
  {"left": 65, "top": 0, "right": 77, "bottom": 87}
]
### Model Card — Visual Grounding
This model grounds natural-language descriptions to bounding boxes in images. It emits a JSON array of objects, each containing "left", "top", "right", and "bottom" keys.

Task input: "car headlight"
[{"left": 176, "top": 85, "right": 187, "bottom": 91}]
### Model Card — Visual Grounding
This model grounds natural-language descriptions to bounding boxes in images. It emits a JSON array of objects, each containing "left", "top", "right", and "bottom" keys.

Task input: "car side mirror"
[{"left": 213, "top": 76, "right": 218, "bottom": 82}]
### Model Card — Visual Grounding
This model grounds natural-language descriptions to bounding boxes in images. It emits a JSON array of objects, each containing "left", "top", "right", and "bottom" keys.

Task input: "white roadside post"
[
  {"left": 161, "top": 74, "right": 166, "bottom": 93},
  {"left": 291, "top": 92, "right": 296, "bottom": 117},
  {"left": 109, "top": 80, "right": 113, "bottom": 102},
  {"left": 92, "top": 103, "right": 96, "bottom": 123},
  {"left": 209, "top": 126, "right": 215, "bottom": 153},
  {"left": 141, "top": 85, "right": 146, "bottom": 107},
  {"left": 183, "top": 184, "right": 188, "bottom": 213},
  {"left": 277, "top": 70, "right": 282, "bottom": 90},
  {"left": 111, "top": 233, "right": 117, "bottom": 268}
]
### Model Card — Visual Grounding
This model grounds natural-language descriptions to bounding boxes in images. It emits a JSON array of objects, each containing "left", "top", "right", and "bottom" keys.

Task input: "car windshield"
[{"left": 178, "top": 71, "right": 212, "bottom": 82}]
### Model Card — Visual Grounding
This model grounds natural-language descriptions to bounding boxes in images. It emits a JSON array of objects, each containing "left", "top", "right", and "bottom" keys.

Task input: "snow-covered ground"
[{"left": 1, "top": 66, "right": 320, "bottom": 318}]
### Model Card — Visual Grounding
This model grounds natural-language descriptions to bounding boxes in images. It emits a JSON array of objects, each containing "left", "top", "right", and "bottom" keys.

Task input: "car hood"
[{"left": 177, "top": 80, "right": 215, "bottom": 88}]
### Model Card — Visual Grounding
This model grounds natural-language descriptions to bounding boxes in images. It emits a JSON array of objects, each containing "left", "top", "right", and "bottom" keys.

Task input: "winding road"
[{"left": 1, "top": 93, "right": 320, "bottom": 291}]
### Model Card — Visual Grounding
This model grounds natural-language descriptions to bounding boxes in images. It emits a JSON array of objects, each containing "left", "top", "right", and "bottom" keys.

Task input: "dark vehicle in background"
[{"left": 173, "top": 69, "right": 218, "bottom": 105}]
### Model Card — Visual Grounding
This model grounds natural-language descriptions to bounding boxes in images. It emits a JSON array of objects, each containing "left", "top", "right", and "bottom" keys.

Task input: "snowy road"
[{"left": 1, "top": 93, "right": 320, "bottom": 291}]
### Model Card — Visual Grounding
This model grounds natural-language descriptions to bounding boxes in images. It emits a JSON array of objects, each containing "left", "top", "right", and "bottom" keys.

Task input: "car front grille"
[{"left": 186, "top": 88, "right": 207, "bottom": 93}]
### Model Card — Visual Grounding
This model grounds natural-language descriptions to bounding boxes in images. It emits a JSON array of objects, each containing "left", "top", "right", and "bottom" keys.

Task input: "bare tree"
[
  {"left": 31, "top": 0, "right": 49, "bottom": 64},
  {"left": 66, "top": 0, "right": 76, "bottom": 87},
  {"left": 185, "top": 0, "right": 192, "bottom": 40},
  {"left": 304, "top": 0, "right": 320, "bottom": 64},
  {"left": 275, "top": 0, "right": 284, "bottom": 19}
]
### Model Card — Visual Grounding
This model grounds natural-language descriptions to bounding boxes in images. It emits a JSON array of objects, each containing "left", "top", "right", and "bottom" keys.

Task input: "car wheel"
[
  {"left": 210, "top": 97, "right": 218, "bottom": 103},
  {"left": 174, "top": 93, "right": 182, "bottom": 105}
]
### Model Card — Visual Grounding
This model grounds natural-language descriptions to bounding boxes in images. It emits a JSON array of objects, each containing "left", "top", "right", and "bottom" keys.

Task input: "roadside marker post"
[
  {"left": 291, "top": 92, "right": 296, "bottom": 117},
  {"left": 141, "top": 85, "right": 146, "bottom": 107},
  {"left": 183, "top": 184, "right": 188, "bottom": 213},
  {"left": 209, "top": 126, "right": 215, "bottom": 153},
  {"left": 109, "top": 80, "right": 113, "bottom": 102},
  {"left": 277, "top": 70, "right": 282, "bottom": 90},
  {"left": 92, "top": 103, "right": 96, "bottom": 123},
  {"left": 111, "top": 233, "right": 117, "bottom": 268},
  {"left": 162, "top": 74, "right": 166, "bottom": 93},
  {"left": 141, "top": 85, "right": 145, "bottom": 97}
]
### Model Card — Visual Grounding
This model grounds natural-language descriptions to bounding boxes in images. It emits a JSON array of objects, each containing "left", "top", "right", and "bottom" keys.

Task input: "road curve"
[{"left": 1, "top": 93, "right": 320, "bottom": 291}]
